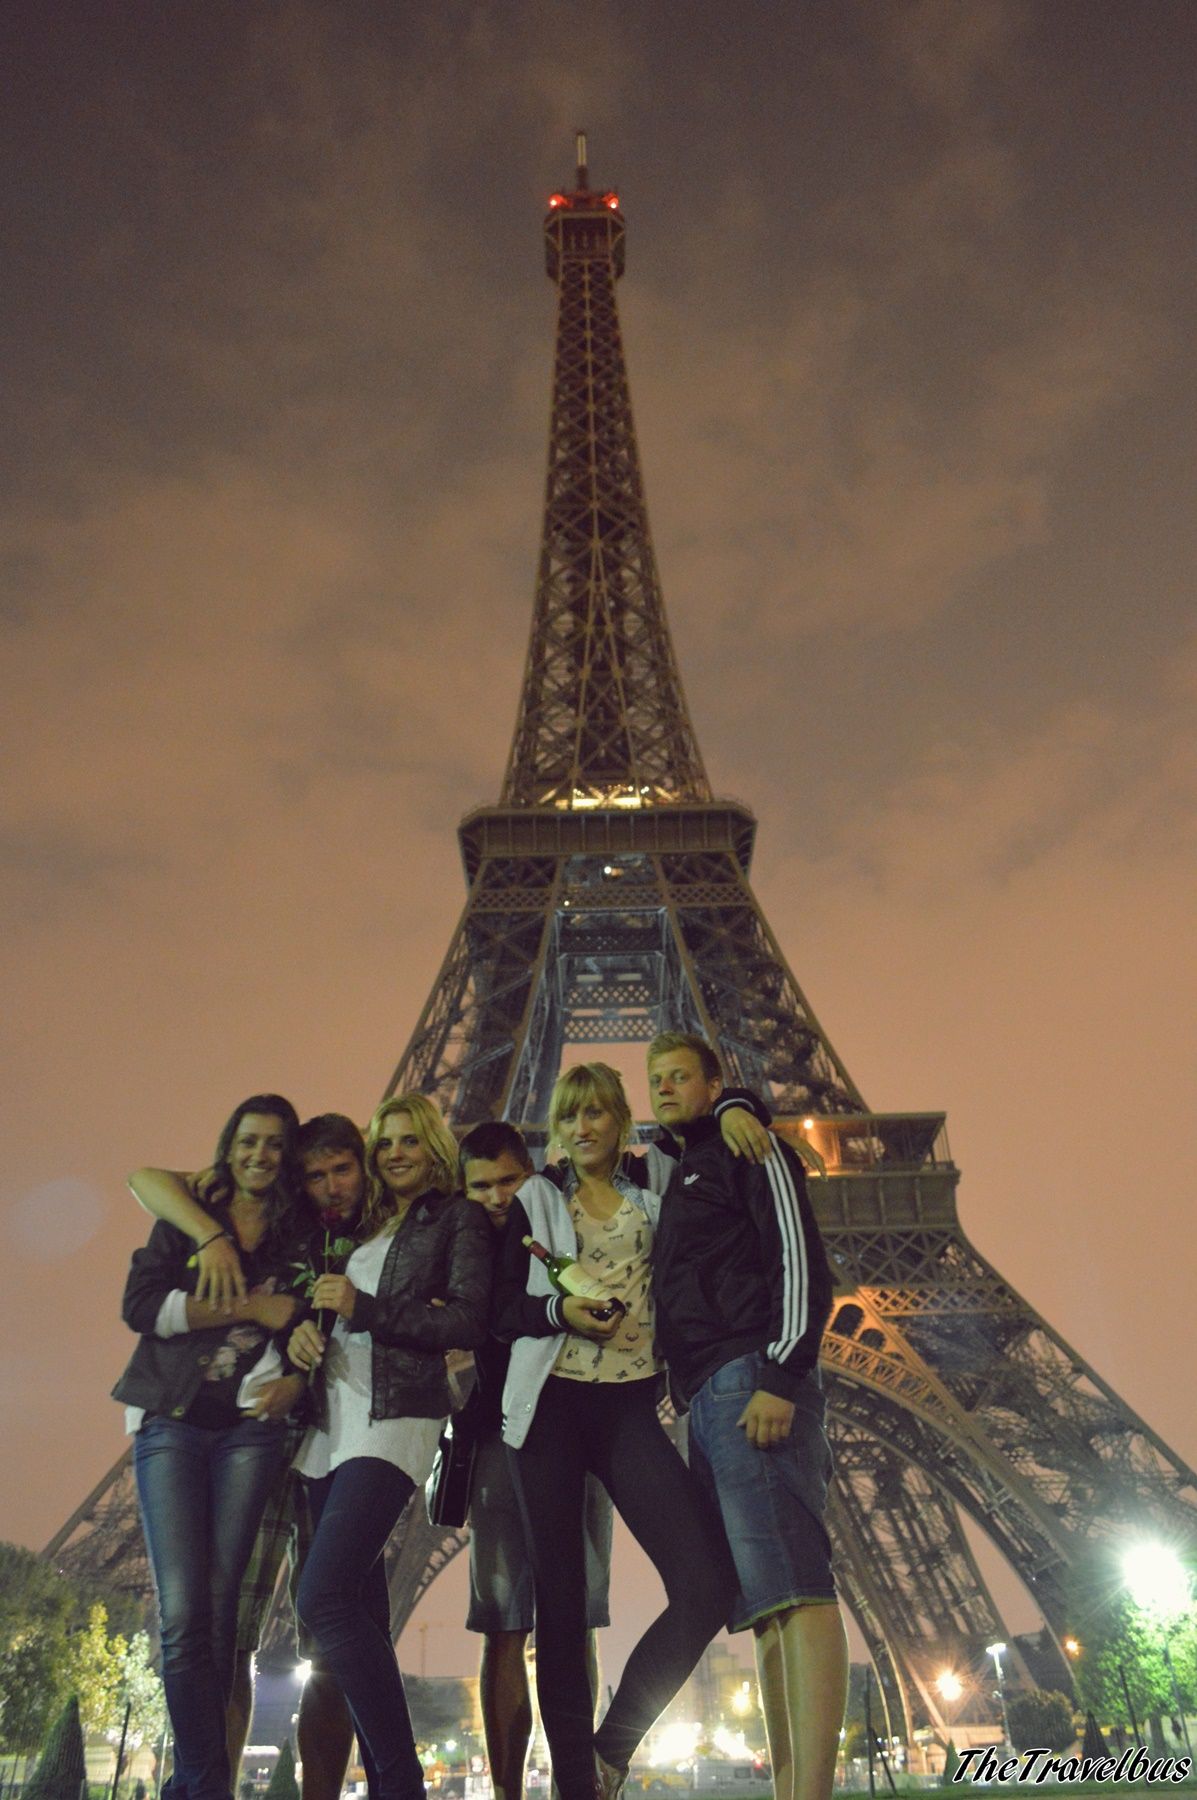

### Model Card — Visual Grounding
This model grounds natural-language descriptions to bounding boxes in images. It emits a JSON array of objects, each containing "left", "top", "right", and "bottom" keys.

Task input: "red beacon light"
[
  {"left": 547, "top": 193, "right": 569, "bottom": 209},
  {"left": 603, "top": 192, "right": 620, "bottom": 209}
]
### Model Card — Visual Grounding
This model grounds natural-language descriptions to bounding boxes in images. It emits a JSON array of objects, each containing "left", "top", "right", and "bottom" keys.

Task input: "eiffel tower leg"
[
  {"left": 41, "top": 1450, "right": 154, "bottom": 1609},
  {"left": 384, "top": 1502, "right": 470, "bottom": 1643},
  {"left": 384, "top": 858, "right": 562, "bottom": 1121},
  {"left": 818, "top": 1170, "right": 1197, "bottom": 1640},
  {"left": 828, "top": 1494, "right": 918, "bottom": 1748},
  {"left": 827, "top": 1415, "right": 1014, "bottom": 1736},
  {"left": 657, "top": 851, "right": 863, "bottom": 1114}
]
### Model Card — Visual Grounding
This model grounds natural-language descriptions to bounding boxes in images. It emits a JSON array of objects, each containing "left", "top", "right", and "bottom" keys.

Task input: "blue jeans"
[
  {"left": 297, "top": 1459, "right": 424, "bottom": 1800},
  {"left": 688, "top": 1354, "right": 835, "bottom": 1630},
  {"left": 133, "top": 1414, "right": 286, "bottom": 1800}
]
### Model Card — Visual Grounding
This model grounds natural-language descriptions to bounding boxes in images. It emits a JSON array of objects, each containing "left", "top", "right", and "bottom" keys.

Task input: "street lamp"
[
  {"left": 1122, "top": 1542, "right": 1193, "bottom": 1753},
  {"left": 986, "top": 1643, "right": 1012, "bottom": 1751},
  {"left": 935, "top": 1670, "right": 965, "bottom": 1763}
]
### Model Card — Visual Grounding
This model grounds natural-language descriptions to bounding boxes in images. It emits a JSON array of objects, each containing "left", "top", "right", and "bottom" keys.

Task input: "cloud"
[
  {"left": 633, "top": 244, "right": 1162, "bottom": 655},
  {"left": 877, "top": 0, "right": 1031, "bottom": 115},
  {"left": 0, "top": 826, "right": 162, "bottom": 926},
  {"left": 762, "top": 629, "right": 1197, "bottom": 904}
]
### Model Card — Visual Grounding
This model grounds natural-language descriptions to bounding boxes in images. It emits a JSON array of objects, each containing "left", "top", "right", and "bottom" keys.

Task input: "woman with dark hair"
[
  {"left": 113, "top": 1095, "right": 311, "bottom": 1800},
  {"left": 287, "top": 1091, "right": 492, "bottom": 1800}
]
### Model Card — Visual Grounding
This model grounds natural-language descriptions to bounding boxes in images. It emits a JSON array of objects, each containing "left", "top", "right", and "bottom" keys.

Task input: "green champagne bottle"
[{"left": 522, "top": 1236, "right": 627, "bottom": 1320}]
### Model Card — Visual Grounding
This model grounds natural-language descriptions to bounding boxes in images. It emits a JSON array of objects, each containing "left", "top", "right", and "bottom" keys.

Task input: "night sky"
[{"left": 3, "top": 1, "right": 1195, "bottom": 1680}]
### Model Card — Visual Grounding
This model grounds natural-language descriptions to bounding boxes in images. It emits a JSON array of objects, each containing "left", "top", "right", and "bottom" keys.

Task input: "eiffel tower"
[{"left": 46, "top": 137, "right": 1197, "bottom": 1740}]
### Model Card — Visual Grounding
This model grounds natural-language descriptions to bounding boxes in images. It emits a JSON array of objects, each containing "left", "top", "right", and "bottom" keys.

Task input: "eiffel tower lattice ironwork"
[{"left": 46, "top": 138, "right": 1197, "bottom": 1739}]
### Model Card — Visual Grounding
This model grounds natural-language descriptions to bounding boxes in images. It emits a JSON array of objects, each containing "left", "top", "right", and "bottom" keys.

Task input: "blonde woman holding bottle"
[{"left": 494, "top": 1062, "right": 759, "bottom": 1800}]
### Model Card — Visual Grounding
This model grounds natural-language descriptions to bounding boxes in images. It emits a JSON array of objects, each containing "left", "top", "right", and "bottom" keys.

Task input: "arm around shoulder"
[
  {"left": 128, "top": 1167, "right": 247, "bottom": 1305},
  {"left": 128, "top": 1168, "right": 211, "bottom": 1238}
]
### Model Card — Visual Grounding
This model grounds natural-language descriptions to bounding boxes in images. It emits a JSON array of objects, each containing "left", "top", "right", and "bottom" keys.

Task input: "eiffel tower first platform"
[{"left": 46, "top": 137, "right": 1197, "bottom": 1739}]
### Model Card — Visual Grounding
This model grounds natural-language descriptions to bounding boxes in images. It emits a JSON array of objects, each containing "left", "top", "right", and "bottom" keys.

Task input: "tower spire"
[
  {"left": 502, "top": 138, "right": 711, "bottom": 811},
  {"left": 382, "top": 151, "right": 862, "bottom": 1124}
]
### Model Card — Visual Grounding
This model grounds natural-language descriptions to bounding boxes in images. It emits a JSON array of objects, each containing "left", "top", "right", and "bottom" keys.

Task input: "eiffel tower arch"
[{"left": 47, "top": 139, "right": 1197, "bottom": 1735}]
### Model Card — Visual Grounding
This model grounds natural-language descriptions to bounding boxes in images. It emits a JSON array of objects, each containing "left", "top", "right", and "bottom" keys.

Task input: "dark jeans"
[
  {"left": 297, "top": 1458, "right": 424, "bottom": 1800},
  {"left": 133, "top": 1414, "right": 286, "bottom": 1800},
  {"left": 509, "top": 1376, "right": 736, "bottom": 1800}
]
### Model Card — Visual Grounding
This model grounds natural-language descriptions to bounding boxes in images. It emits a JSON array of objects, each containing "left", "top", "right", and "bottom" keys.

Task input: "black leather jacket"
[
  {"left": 111, "top": 1213, "right": 310, "bottom": 1419},
  {"left": 338, "top": 1189, "right": 492, "bottom": 1422}
]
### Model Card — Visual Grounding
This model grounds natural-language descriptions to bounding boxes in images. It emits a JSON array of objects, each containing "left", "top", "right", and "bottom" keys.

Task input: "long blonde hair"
[
  {"left": 548, "top": 1062, "right": 634, "bottom": 1173},
  {"left": 361, "top": 1092, "right": 458, "bottom": 1236}
]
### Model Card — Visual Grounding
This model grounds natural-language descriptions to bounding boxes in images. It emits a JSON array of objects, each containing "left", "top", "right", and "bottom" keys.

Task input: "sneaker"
[{"left": 594, "top": 1752, "right": 627, "bottom": 1800}]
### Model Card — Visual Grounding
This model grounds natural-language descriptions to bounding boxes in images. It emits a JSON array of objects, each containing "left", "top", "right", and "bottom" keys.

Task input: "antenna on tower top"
[{"left": 575, "top": 130, "right": 589, "bottom": 188}]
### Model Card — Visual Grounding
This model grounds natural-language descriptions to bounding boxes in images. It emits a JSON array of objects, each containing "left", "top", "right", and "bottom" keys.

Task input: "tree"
[
  {"left": 22, "top": 1694, "right": 86, "bottom": 1800},
  {"left": 0, "top": 1546, "right": 75, "bottom": 1752},
  {"left": 1064, "top": 1543, "right": 1197, "bottom": 1734},
  {"left": 399, "top": 1674, "right": 474, "bottom": 1749},
  {"left": 0, "top": 1542, "right": 151, "bottom": 1755},
  {"left": 67, "top": 1604, "right": 128, "bottom": 1736},
  {"left": 121, "top": 1631, "right": 167, "bottom": 1754},
  {"left": 263, "top": 1742, "right": 299, "bottom": 1800},
  {"left": 1006, "top": 1689, "right": 1076, "bottom": 1753},
  {"left": 940, "top": 1740, "right": 963, "bottom": 1785}
]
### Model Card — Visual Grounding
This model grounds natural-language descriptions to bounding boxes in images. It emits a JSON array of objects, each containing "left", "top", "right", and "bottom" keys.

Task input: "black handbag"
[{"left": 424, "top": 1412, "right": 478, "bottom": 1529}]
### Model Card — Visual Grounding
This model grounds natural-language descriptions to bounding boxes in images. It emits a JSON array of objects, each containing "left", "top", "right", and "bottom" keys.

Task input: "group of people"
[{"left": 114, "top": 1033, "right": 848, "bottom": 1800}]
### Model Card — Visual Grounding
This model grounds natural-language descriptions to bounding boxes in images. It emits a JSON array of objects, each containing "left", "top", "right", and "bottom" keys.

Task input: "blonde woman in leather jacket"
[{"left": 288, "top": 1092, "right": 491, "bottom": 1800}]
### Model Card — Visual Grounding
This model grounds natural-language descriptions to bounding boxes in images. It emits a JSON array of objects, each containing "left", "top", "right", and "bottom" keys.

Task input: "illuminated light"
[
  {"left": 548, "top": 194, "right": 568, "bottom": 209},
  {"left": 1123, "top": 1542, "right": 1191, "bottom": 1614},
  {"left": 569, "top": 786, "right": 644, "bottom": 810},
  {"left": 935, "top": 1670, "right": 963, "bottom": 1703},
  {"left": 604, "top": 193, "right": 620, "bottom": 210},
  {"left": 1063, "top": 1637, "right": 1081, "bottom": 1658},
  {"left": 803, "top": 1117, "right": 815, "bottom": 1130},
  {"left": 712, "top": 1726, "right": 749, "bottom": 1759},
  {"left": 652, "top": 1723, "right": 700, "bottom": 1765},
  {"left": 730, "top": 1679, "right": 753, "bottom": 1717},
  {"left": 293, "top": 1660, "right": 313, "bottom": 1684}
]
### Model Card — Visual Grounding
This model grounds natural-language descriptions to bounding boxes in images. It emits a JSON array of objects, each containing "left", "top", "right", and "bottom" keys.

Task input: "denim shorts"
[
  {"left": 687, "top": 1353, "right": 835, "bottom": 1632},
  {"left": 466, "top": 1431, "right": 612, "bottom": 1634}
]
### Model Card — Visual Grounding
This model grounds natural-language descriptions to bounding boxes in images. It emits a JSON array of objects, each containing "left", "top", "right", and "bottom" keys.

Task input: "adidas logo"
[{"left": 683, "top": 1172, "right": 700, "bottom": 1186}]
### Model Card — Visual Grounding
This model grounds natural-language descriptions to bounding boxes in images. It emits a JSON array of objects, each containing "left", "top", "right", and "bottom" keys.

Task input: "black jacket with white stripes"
[{"left": 647, "top": 1114, "right": 833, "bottom": 1411}]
